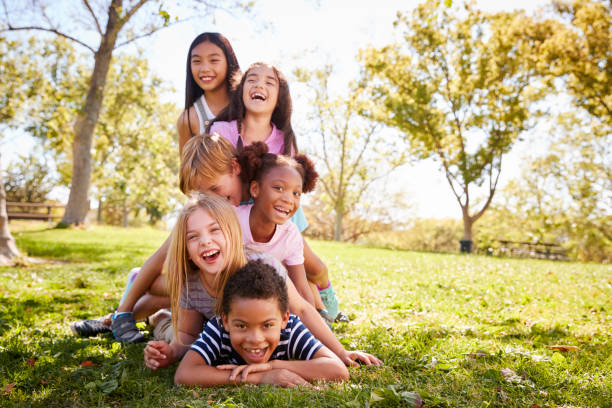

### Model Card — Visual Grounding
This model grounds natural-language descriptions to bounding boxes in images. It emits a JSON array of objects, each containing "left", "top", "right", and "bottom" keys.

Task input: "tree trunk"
[
  {"left": 60, "top": 0, "right": 122, "bottom": 225},
  {"left": 0, "top": 153, "right": 20, "bottom": 265},
  {"left": 461, "top": 211, "right": 474, "bottom": 253},
  {"left": 333, "top": 206, "right": 343, "bottom": 241}
]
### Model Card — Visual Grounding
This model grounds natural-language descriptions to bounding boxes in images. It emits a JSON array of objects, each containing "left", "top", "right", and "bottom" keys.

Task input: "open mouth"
[
  {"left": 274, "top": 206, "right": 291, "bottom": 217},
  {"left": 243, "top": 347, "right": 267, "bottom": 363},
  {"left": 200, "top": 249, "right": 220, "bottom": 263},
  {"left": 200, "top": 75, "right": 215, "bottom": 82},
  {"left": 250, "top": 92, "right": 266, "bottom": 101}
]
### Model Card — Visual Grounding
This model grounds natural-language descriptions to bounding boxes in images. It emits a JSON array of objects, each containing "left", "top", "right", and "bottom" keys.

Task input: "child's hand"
[
  {"left": 217, "top": 363, "right": 272, "bottom": 382},
  {"left": 259, "top": 368, "right": 309, "bottom": 387},
  {"left": 144, "top": 340, "right": 174, "bottom": 370},
  {"left": 341, "top": 350, "right": 382, "bottom": 367}
]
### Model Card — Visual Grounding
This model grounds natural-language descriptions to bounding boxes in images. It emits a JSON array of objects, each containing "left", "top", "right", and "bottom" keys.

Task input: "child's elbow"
[
  {"left": 174, "top": 366, "right": 190, "bottom": 386},
  {"left": 337, "top": 364, "right": 350, "bottom": 382}
]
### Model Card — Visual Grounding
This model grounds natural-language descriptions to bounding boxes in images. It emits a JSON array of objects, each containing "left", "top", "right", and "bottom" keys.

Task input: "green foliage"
[
  {"left": 9, "top": 37, "right": 181, "bottom": 226},
  {"left": 477, "top": 113, "right": 611, "bottom": 263},
  {"left": 539, "top": 0, "right": 611, "bottom": 126},
  {"left": 3, "top": 148, "right": 58, "bottom": 203},
  {"left": 360, "top": 1, "right": 550, "bottom": 242},
  {"left": 294, "top": 65, "right": 405, "bottom": 241},
  {"left": 1, "top": 223, "right": 610, "bottom": 406}
]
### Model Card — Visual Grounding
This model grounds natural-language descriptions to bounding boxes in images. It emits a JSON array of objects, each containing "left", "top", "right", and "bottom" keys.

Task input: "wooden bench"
[
  {"left": 496, "top": 239, "right": 568, "bottom": 261},
  {"left": 6, "top": 202, "right": 65, "bottom": 222}
]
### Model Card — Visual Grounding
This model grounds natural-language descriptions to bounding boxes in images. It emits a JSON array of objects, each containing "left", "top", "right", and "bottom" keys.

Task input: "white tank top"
[{"left": 194, "top": 94, "right": 215, "bottom": 135}]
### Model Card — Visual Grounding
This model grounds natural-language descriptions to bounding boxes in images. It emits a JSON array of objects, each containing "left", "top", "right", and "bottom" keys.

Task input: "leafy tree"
[
  {"left": 0, "top": 35, "right": 40, "bottom": 264},
  {"left": 93, "top": 55, "right": 181, "bottom": 226},
  {"left": 4, "top": 149, "right": 58, "bottom": 203},
  {"left": 540, "top": 0, "right": 611, "bottom": 126},
  {"left": 294, "top": 65, "right": 405, "bottom": 241},
  {"left": 360, "top": 1, "right": 549, "bottom": 250},
  {"left": 480, "top": 113, "right": 611, "bottom": 262},
  {"left": 0, "top": 0, "right": 252, "bottom": 225}
]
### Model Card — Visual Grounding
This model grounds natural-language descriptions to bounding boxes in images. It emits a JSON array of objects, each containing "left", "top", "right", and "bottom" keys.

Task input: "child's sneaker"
[
  {"left": 111, "top": 312, "right": 145, "bottom": 343},
  {"left": 318, "top": 283, "right": 339, "bottom": 320},
  {"left": 335, "top": 311, "right": 350, "bottom": 323},
  {"left": 70, "top": 314, "right": 112, "bottom": 337}
]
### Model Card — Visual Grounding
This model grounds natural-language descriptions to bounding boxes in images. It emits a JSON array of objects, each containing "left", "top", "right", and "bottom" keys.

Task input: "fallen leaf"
[
  {"left": 500, "top": 368, "right": 522, "bottom": 383},
  {"left": 40, "top": 379, "right": 49, "bottom": 385},
  {"left": 547, "top": 345, "right": 580, "bottom": 352},
  {"left": 27, "top": 357, "right": 36, "bottom": 368},
  {"left": 2, "top": 382, "right": 16, "bottom": 395},
  {"left": 25, "top": 307, "right": 33, "bottom": 313}
]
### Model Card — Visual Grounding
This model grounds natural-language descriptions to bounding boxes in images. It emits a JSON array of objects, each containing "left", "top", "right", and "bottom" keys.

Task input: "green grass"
[{"left": 1, "top": 222, "right": 611, "bottom": 407}]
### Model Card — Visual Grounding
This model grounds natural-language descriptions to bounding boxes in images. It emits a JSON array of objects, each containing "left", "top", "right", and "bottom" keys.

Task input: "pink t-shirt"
[
  {"left": 234, "top": 204, "right": 304, "bottom": 266},
  {"left": 209, "top": 120, "right": 286, "bottom": 154}
]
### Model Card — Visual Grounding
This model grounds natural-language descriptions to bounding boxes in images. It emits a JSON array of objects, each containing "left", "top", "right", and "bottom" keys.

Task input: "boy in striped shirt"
[{"left": 174, "top": 260, "right": 349, "bottom": 387}]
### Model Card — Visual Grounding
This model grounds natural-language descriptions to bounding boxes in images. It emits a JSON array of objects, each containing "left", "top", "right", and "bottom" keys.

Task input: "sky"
[{"left": 2, "top": 0, "right": 553, "bottom": 219}]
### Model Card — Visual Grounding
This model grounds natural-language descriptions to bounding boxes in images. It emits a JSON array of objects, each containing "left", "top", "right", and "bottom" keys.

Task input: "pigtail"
[
  {"left": 294, "top": 154, "right": 318, "bottom": 193},
  {"left": 237, "top": 142, "right": 269, "bottom": 184}
]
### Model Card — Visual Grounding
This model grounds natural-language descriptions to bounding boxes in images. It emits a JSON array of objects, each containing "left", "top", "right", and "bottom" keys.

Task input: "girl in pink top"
[
  {"left": 208, "top": 62, "right": 297, "bottom": 155},
  {"left": 208, "top": 63, "right": 341, "bottom": 322},
  {"left": 235, "top": 142, "right": 318, "bottom": 309}
]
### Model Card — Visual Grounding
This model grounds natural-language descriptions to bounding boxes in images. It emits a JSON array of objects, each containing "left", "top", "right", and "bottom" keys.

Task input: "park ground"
[{"left": 0, "top": 222, "right": 610, "bottom": 407}]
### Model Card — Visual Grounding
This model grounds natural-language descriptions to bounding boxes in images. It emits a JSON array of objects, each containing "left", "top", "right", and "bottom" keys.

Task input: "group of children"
[{"left": 70, "top": 32, "right": 380, "bottom": 387}]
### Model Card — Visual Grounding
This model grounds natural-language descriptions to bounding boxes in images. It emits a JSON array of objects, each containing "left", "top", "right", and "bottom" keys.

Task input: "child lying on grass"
[{"left": 174, "top": 259, "right": 349, "bottom": 387}]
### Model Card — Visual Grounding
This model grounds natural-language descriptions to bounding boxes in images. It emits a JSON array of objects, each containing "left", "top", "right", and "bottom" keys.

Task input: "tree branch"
[
  {"left": 1, "top": 26, "right": 95, "bottom": 53},
  {"left": 82, "top": 0, "right": 103, "bottom": 35}
]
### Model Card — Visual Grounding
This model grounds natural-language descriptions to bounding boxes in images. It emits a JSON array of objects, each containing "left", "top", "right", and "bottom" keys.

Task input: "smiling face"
[
  {"left": 190, "top": 41, "right": 228, "bottom": 93},
  {"left": 242, "top": 64, "right": 279, "bottom": 116},
  {"left": 186, "top": 208, "right": 227, "bottom": 279},
  {"left": 250, "top": 165, "right": 302, "bottom": 225},
  {"left": 222, "top": 297, "right": 289, "bottom": 364}
]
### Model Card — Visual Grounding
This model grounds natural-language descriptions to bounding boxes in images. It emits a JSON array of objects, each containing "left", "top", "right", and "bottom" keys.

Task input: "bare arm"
[
  {"left": 177, "top": 107, "right": 199, "bottom": 155},
  {"left": 220, "top": 346, "right": 348, "bottom": 383},
  {"left": 285, "top": 279, "right": 381, "bottom": 367},
  {"left": 144, "top": 307, "right": 204, "bottom": 369},
  {"left": 285, "top": 263, "right": 316, "bottom": 307},
  {"left": 117, "top": 236, "right": 171, "bottom": 313}
]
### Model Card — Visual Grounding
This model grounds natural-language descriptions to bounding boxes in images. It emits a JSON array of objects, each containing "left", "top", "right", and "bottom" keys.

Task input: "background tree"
[
  {"left": 540, "top": 0, "right": 611, "bottom": 126},
  {"left": 294, "top": 65, "right": 405, "bottom": 241},
  {"left": 0, "top": 0, "right": 251, "bottom": 225},
  {"left": 3, "top": 149, "right": 58, "bottom": 203},
  {"left": 0, "top": 35, "right": 39, "bottom": 264},
  {"left": 360, "top": 1, "right": 549, "bottom": 251},
  {"left": 21, "top": 39, "right": 181, "bottom": 226},
  {"left": 479, "top": 113, "right": 611, "bottom": 262}
]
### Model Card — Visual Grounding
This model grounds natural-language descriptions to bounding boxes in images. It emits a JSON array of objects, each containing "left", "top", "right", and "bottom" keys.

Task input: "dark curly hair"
[
  {"left": 220, "top": 259, "right": 289, "bottom": 316},
  {"left": 237, "top": 142, "right": 318, "bottom": 193},
  {"left": 208, "top": 62, "right": 297, "bottom": 155},
  {"left": 184, "top": 32, "right": 240, "bottom": 111}
]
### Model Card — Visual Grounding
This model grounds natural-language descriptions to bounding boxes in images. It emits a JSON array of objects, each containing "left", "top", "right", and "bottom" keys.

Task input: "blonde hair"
[
  {"left": 165, "top": 194, "right": 248, "bottom": 342},
  {"left": 180, "top": 133, "right": 238, "bottom": 195}
]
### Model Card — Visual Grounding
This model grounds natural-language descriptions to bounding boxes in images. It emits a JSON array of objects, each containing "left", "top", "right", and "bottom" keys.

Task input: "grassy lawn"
[{"left": 1, "top": 222, "right": 610, "bottom": 407}]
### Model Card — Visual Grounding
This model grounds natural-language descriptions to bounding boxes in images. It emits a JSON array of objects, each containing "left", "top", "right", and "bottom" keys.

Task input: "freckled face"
[
  {"left": 222, "top": 297, "right": 289, "bottom": 364},
  {"left": 190, "top": 41, "right": 228, "bottom": 93}
]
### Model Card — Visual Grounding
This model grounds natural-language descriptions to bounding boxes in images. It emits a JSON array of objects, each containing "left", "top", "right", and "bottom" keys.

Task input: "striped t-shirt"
[{"left": 190, "top": 314, "right": 322, "bottom": 366}]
